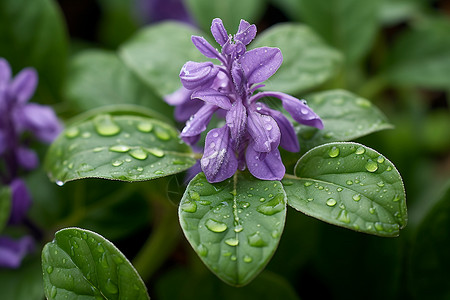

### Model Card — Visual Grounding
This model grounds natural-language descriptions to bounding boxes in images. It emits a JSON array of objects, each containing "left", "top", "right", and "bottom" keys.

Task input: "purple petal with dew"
[
  {"left": 201, "top": 126, "right": 238, "bottom": 183},
  {"left": 8, "top": 178, "right": 31, "bottom": 225},
  {"left": 9, "top": 68, "right": 38, "bottom": 104},
  {"left": 17, "top": 147, "right": 39, "bottom": 170},
  {"left": 181, "top": 104, "right": 217, "bottom": 144},
  {"left": 164, "top": 86, "right": 192, "bottom": 106},
  {"left": 239, "top": 47, "right": 282, "bottom": 85},
  {"left": 0, "top": 58, "right": 12, "bottom": 90},
  {"left": 211, "top": 18, "right": 228, "bottom": 46},
  {"left": 246, "top": 145, "right": 285, "bottom": 180},
  {"left": 258, "top": 104, "right": 299, "bottom": 152},
  {"left": 231, "top": 60, "right": 245, "bottom": 94},
  {"left": 247, "top": 110, "right": 280, "bottom": 153},
  {"left": 0, "top": 236, "right": 34, "bottom": 269},
  {"left": 235, "top": 20, "right": 256, "bottom": 45},
  {"left": 184, "top": 159, "right": 202, "bottom": 184},
  {"left": 235, "top": 40, "right": 246, "bottom": 58},
  {"left": 226, "top": 100, "right": 247, "bottom": 146},
  {"left": 222, "top": 37, "right": 234, "bottom": 56},
  {"left": 180, "top": 61, "right": 219, "bottom": 90},
  {"left": 174, "top": 98, "right": 203, "bottom": 122},
  {"left": 191, "top": 36, "right": 222, "bottom": 60},
  {"left": 253, "top": 91, "right": 323, "bottom": 129},
  {"left": 18, "top": 103, "right": 63, "bottom": 143},
  {"left": 192, "top": 88, "right": 232, "bottom": 110}
]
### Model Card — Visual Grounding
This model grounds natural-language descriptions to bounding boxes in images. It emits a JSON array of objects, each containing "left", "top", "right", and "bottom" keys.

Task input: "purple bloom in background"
[
  {"left": 0, "top": 236, "right": 34, "bottom": 268},
  {"left": 138, "top": 0, "right": 193, "bottom": 25},
  {"left": 166, "top": 19, "right": 323, "bottom": 183}
]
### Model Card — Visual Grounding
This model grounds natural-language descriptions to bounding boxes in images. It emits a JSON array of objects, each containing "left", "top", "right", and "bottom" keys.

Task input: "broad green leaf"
[
  {"left": 296, "top": 89, "right": 393, "bottom": 153},
  {"left": 378, "top": 0, "right": 424, "bottom": 25},
  {"left": 283, "top": 142, "right": 407, "bottom": 237},
  {"left": 250, "top": 24, "right": 342, "bottom": 95},
  {"left": 179, "top": 172, "right": 286, "bottom": 286},
  {"left": 296, "top": 0, "right": 380, "bottom": 63},
  {"left": 120, "top": 22, "right": 205, "bottom": 97},
  {"left": 42, "top": 228, "right": 149, "bottom": 300},
  {"left": 386, "top": 19, "right": 450, "bottom": 89},
  {"left": 410, "top": 181, "right": 450, "bottom": 299},
  {"left": 0, "top": 257, "right": 44, "bottom": 300},
  {"left": 0, "top": 186, "right": 11, "bottom": 232},
  {"left": 45, "top": 113, "right": 196, "bottom": 184},
  {"left": 185, "top": 0, "right": 266, "bottom": 35},
  {"left": 64, "top": 50, "right": 172, "bottom": 119},
  {"left": 0, "top": 0, "right": 67, "bottom": 102}
]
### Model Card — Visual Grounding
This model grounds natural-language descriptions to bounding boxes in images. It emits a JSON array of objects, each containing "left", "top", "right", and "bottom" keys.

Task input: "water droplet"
[
  {"left": 50, "top": 286, "right": 57, "bottom": 298},
  {"left": 155, "top": 127, "right": 171, "bottom": 140},
  {"left": 243, "top": 255, "right": 253, "bottom": 263},
  {"left": 318, "top": 186, "right": 324, "bottom": 190},
  {"left": 248, "top": 232, "right": 267, "bottom": 247},
  {"left": 147, "top": 148, "right": 164, "bottom": 158},
  {"left": 337, "top": 187, "right": 343, "bottom": 192},
  {"left": 369, "top": 207, "right": 375, "bottom": 214},
  {"left": 386, "top": 165, "right": 392, "bottom": 171},
  {"left": 46, "top": 266, "right": 53, "bottom": 274},
  {"left": 82, "top": 132, "right": 91, "bottom": 138},
  {"left": 355, "top": 147, "right": 365, "bottom": 155},
  {"left": 198, "top": 244, "right": 208, "bottom": 257},
  {"left": 393, "top": 194, "right": 401, "bottom": 202},
  {"left": 100, "top": 253, "right": 109, "bottom": 268},
  {"left": 282, "top": 180, "right": 293, "bottom": 186},
  {"left": 338, "top": 210, "right": 351, "bottom": 223},
  {"left": 365, "top": 160, "right": 378, "bottom": 172},
  {"left": 190, "top": 191, "right": 200, "bottom": 201},
  {"left": 377, "top": 181, "right": 385, "bottom": 187},
  {"left": 129, "top": 148, "right": 148, "bottom": 160},
  {"left": 68, "top": 162, "right": 74, "bottom": 169},
  {"left": 154, "top": 170, "right": 164, "bottom": 175},
  {"left": 56, "top": 181, "right": 64, "bottom": 186},
  {"left": 205, "top": 219, "right": 228, "bottom": 232},
  {"left": 356, "top": 98, "right": 371, "bottom": 108},
  {"left": 326, "top": 198, "right": 337, "bottom": 207},
  {"left": 62, "top": 258, "right": 66, "bottom": 264},
  {"left": 181, "top": 200, "right": 197, "bottom": 213},
  {"left": 112, "top": 160, "right": 123, "bottom": 167},
  {"left": 304, "top": 181, "right": 313, "bottom": 187},
  {"left": 346, "top": 180, "right": 353, "bottom": 185},
  {"left": 94, "top": 114, "right": 121, "bottom": 136},
  {"left": 225, "top": 238, "right": 239, "bottom": 246},
  {"left": 81, "top": 232, "right": 88, "bottom": 240},
  {"left": 272, "top": 230, "right": 280, "bottom": 238},
  {"left": 374, "top": 222, "right": 384, "bottom": 231},
  {"left": 109, "top": 145, "right": 130, "bottom": 153},
  {"left": 324, "top": 132, "right": 334, "bottom": 139},
  {"left": 65, "top": 127, "right": 80, "bottom": 138},
  {"left": 328, "top": 146, "right": 339, "bottom": 158},
  {"left": 105, "top": 279, "right": 118, "bottom": 294},
  {"left": 259, "top": 197, "right": 265, "bottom": 202},
  {"left": 222, "top": 251, "right": 232, "bottom": 257},
  {"left": 241, "top": 201, "right": 250, "bottom": 208},
  {"left": 352, "top": 194, "right": 361, "bottom": 201},
  {"left": 137, "top": 121, "right": 153, "bottom": 133},
  {"left": 377, "top": 156, "right": 385, "bottom": 164},
  {"left": 234, "top": 224, "right": 243, "bottom": 232},
  {"left": 256, "top": 194, "right": 284, "bottom": 215},
  {"left": 307, "top": 198, "right": 314, "bottom": 202},
  {"left": 198, "top": 200, "right": 211, "bottom": 205},
  {"left": 96, "top": 243, "right": 105, "bottom": 253},
  {"left": 230, "top": 255, "right": 237, "bottom": 261}
]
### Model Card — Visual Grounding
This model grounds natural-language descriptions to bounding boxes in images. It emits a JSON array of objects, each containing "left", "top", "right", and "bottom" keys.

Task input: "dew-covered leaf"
[
  {"left": 0, "top": 186, "right": 11, "bottom": 232},
  {"left": 296, "top": 90, "right": 393, "bottom": 153},
  {"left": 179, "top": 172, "right": 286, "bottom": 286},
  {"left": 41, "top": 227, "right": 149, "bottom": 300},
  {"left": 119, "top": 22, "right": 206, "bottom": 97},
  {"left": 250, "top": 24, "right": 342, "bottom": 95},
  {"left": 283, "top": 142, "right": 407, "bottom": 237},
  {"left": 45, "top": 113, "right": 196, "bottom": 184}
]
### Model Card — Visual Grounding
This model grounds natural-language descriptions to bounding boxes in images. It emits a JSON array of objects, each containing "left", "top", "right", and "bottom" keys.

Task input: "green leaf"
[
  {"left": 179, "top": 172, "right": 286, "bottom": 286},
  {"left": 296, "top": 89, "right": 393, "bottom": 153},
  {"left": 0, "top": 257, "right": 44, "bottom": 300},
  {"left": 64, "top": 50, "right": 172, "bottom": 119},
  {"left": 386, "top": 19, "right": 450, "bottom": 89},
  {"left": 296, "top": 0, "right": 380, "bottom": 63},
  {"left": 45, "top": 113, "right": 196, "bottom": 184},
  {"left": 42, "top": 227, "right": 149, "bottom": 300},
  {"left": 410, "top": 181, "right": 450, "bottom": 299},
  {"left": 283, "top": 142, "right": 407, "bottom": 237},
  {"left": 250, "top": 24, "right": 342, "bottom": 95},
  {"left": 0, "top": 0, "right": 67, "bottom": 102},
  {"left": 0, "top": 186, "right": 11, "bottom": 232},
  {"left": 119, "top": 22, "right": 206, "bottom": 97},
  {"left": 185, "top": 0, "right": 266, "bottom": 35}
]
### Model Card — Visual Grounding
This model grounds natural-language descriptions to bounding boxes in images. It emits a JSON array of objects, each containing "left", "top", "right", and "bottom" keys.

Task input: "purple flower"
[
  {"left": 0, "top": 236, "right": 34, "bottom": 268},
  {"left": 138, "top": 0, "right": 194, "bottom": 25},
  {"left": 168, "top": 19, "right": 323, "bottom": 183}
]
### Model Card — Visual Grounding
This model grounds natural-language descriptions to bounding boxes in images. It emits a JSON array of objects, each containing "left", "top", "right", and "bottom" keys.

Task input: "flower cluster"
[
  {"left": 0, "top": 58, "right": 61, "bottom": 268},
  {"left": 166, "top": 18, "right": 323, "bottom": 183}
]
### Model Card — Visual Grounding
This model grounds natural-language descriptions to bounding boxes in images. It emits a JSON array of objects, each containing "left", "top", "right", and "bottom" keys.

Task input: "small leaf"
[
  {"left": 45, "top": 112, "right": 196, "bottom": 184},
  {"left": 119, "top": 22, "right": 206, "bottom": 97},
  {"left": 250, "top": 24, "right": 342, "bottom": 95},
  {"left": 41, "top": 227, "right": 149, "bottom": 300},
  {"left": 179, "top": 172, "right": 286, "bottom": 286},
  {"left": 283, "top": 142, "right": 407, "bottom": 237},
  {"left": 0, "top": 186, "right": 11, "bottom": 232},
  {"left": 296, "top": 89, "right": 393, "bottom": 153}
]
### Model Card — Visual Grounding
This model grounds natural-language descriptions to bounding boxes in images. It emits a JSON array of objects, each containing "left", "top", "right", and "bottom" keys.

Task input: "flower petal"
[
  {"left": 180, "top": 104, "right": 217, "bottom": 144},
  {"left": 180, "top": 61, "right": 219, "bottom": 90},
  {"left": 9, "top": 178, "right": 32, "bottom": 225},
  {"left": 231, "top": 60, "right": 246, "bottom": 95},
  {"left": 17, "top": 147, "right": 39, "bottom": 170},
  {"left": 0, "top": 130, "right": 6, "bottom": 155},
  {"left": 0, "top": 235, "right": 34, "bottom": 269},
  {"left": 235, "top": 19, "right": 257, "bottom": 45},
  {"left": 239, "top": 47, "right": 282, "bottom": 85},
  {"left": 247, "top": 111, "right": 280, "bottom": 152},
  {"left": 0, "top": 58, "right": 12, "bottom": 90},
  {"left": 174, "top": 98, "right": 204, "bottom": 122},
  {"left": 191, "top": 36, "right": 222, "bottom": 60},
  {"left": 17, "top": 103, "right": 62, "bottom": 143},
  {"left": 164, "top": 86, "right": 191, "bottom": 106},
  {"left": 246, "top": 146, "right": 285, "bottom": 180},
  {"left": 211, "top": 18, "right": 228, "bottom": 46},
  {"left": 226, "top": 100, "right": 247, "bottom": 144},
  {"left": 201, "top": 126, "right": 238, "bottom": 182},
  {"left": 9, "top": 68, "right": 38, "bottom": 104},
  {"left": 192, "top": 88, "right": 232, "bottom": 110}
]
